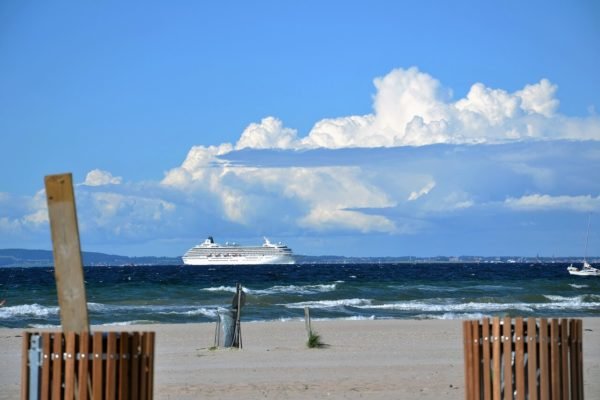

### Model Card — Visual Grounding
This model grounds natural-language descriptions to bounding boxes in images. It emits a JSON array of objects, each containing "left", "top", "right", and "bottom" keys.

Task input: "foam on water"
[
  {"left": 0, "top": 304, "right": 59, "bottom": 319},
  {"left": 283, "top": 298, "right": 372, "bottom": 309}
]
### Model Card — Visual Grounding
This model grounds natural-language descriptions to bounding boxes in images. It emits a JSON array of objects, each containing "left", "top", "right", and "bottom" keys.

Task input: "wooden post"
[
  {"left": 45, "top": 173, "right": 89, "bottom": 332},
  {"left": 233, "top": 283, "right": 243, "bottom": 349},
  {"left": 304, "top": 307, "right": 312, "bottom": 338}
]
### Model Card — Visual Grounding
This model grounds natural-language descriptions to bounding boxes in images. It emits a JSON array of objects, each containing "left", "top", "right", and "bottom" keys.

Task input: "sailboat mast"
[{"left": 584, "top": 214, "right": 591, "bottom": 261}]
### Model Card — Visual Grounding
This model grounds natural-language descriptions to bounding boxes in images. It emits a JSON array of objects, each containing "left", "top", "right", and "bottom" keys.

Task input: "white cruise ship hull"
[
  {"left": 182, "top": 236, "right": 295, "bottom": 266},
  {"left": 183, "top": 254, "right": 294, "bottom": 266}
]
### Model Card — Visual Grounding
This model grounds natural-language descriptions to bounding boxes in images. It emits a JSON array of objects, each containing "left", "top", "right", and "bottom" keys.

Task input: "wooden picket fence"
[
  {"left": 21, "top": 331, "right": 155, "bottom": 400},
  {"left": 463, "top": 317, "right": 583, "bottom": 400}
]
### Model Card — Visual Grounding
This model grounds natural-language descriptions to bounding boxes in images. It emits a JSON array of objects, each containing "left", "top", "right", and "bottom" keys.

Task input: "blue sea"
[{"left": 1, "top": 263, "right": 599, "bottom": 329}]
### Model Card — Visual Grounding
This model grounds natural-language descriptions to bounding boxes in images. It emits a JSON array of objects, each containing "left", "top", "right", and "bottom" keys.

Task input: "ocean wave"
[
  {"left": 29, "top": 323, "right": 61, "bottom": 329},
  {"left": 158, "top": 307, "right": 220, "bottom": 318},
  {"left": 354, "top": 301, "right": 534, "bottom": 313},
  {"left": 202, "top": 286, "right": 238, "bottom": 293},
  {"left": 0, "top": 304, "right": 59, "bottom": 319},
  {"left": 247, "top": 284, "right": 338, "bottom": 295},
  {"left": 388, "top": 283, "right": 523, "bottom": 294},
  {"left": 544, "top": 293, "right": 600, "bottom": 302},
  {"left": 98, "top": 320, "right": 158, "bottom": 326},
  {"left": 283, "top": 298, "right": 371, "bottom": 309},
  {"left": 569, "top": 284, "right": 589, "bottom": 289},
  {"left": 431, "top": 312, "right": 487, "bottom": 320}
]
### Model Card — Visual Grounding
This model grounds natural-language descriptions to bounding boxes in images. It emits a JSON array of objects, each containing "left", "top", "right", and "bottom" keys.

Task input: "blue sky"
[{"left": 1, "top": 1, "right": 599, "bottom": 257}]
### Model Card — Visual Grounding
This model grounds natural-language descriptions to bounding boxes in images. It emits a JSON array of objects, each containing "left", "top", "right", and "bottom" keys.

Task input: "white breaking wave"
[
  {"left": 247, "top": 284, "right": 338, "bottom": 295},
  {"left": 202, "top": 286, "right": 238, "bottom": 293},
  {"left": 283, "top": 298, "right": 372, "bottom": 309},
  {"left": 158, "top": 307, "right": 220, "bottom": 318},
  {"left": 354, "top": 301, "right": 534, "bottom": 313},
  {"left": 569, "top": 284, "right": 589, "bottom": 289},
  {"left": 432, "top": 312, "right": 487, "bottom": 320},
  {"left": 99, "top": 320, "right": 158, "bottom": 326},
  {"left": 202, "top": 284, "right": 338, "bottom": 295},
  {"left": 0, "top": 304, "right": 59, "bottom": 319}
]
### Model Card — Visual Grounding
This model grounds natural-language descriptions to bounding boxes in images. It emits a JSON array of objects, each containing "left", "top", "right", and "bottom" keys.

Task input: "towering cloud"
[{"left": 234, "top": 67, "right": 600, "bottom": 149}]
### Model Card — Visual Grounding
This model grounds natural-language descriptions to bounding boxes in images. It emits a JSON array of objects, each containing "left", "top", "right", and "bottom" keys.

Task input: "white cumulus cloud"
[
  {"left": 236, "top": 117, "right": 299, "bottom": 149},
  {"left": 247, "top": 67, "right": 600, "bottom": 150},
  {"left": 82, "top": 169, "right": 123, "bottom": 186}
]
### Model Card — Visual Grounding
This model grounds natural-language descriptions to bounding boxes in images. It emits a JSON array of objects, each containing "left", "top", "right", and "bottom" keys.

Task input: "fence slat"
[
  {"left": 146, "top": 332, "right": 155, "bottom": 400},
  {"left": 139, "top": 332, "right": 155, "bottom": 400},
  {"left": 471, "top": 321, "right": 481, "bottom": 400},
  {"left": 78, "top": 332, "right": 90, "bottom": 400},
  {"left": 526, "top": 318, "right": 538, "bottom": 400},
  {"left": 515, "top": 318, "right": 525, "bottom": 400},
  {"left": 130, "top": 333, "right": 141, "bottom": 400},
  {"left": 21, "top": 332, "right": 31, "bottom": 400},
  {"left": 464, "top": 321, "right": 474, "bottom": 400},
  {"left": 40, "top": 333, "right": 51, "bottom": 400},
  {"left": 576, "top": 319, "right": 584, "bottom": 400},
  {"left": 64, "top": 332, "right": 76, "bottom": 400},
  {"left": 93, "top": 332, "right": 104, "bottom": 400},
  {"left": 550, "top": 319, "right": 560, "bottom": 399},
  {"left": 481, "top": 317, "right": 491, "bottom": 400},
  {"left": 106, "top": 332, "right": 117, "bottom": 399},
  {"left": 539, "top": 319, "right": 549, "bottom": 400},
  {"left": 492, "top": 318, "right": 501, "bottom": 400},
  {"left": 51, "top": 333, "right": 63, "bottom": 400},
  {"left": 502, "top": 317, "right": 513, "bottom": 400},
  {"left": 119, "top": 332, "right": 130, "bottom": 400},
  {"left": 560, "top": 319, "right": 569, "bottom": 400}
]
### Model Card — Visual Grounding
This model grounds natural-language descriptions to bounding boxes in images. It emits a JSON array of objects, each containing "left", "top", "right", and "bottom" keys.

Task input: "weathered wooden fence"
[
  {"left": 463, "top": 317, "right": 583, "bottom": 400},
  {"left": 21, "top": 331, "right": 155, "bottom": 400}
]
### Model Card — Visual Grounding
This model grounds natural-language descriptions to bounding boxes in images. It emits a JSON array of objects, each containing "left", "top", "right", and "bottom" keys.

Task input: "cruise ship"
[{"left": 182, "top": 236, "right": 295, "bottom": 265}]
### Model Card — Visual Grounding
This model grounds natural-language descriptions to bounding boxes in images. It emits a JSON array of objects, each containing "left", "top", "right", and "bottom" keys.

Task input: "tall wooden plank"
[
  {"left": 471, "top": 321, "right": 481, "bottom": 400},
  {"left": 119, "top": 332, "right": 130, "bottom": 400},
  {"left": 502, "top": 317, "right": 513, "bottom": 400},
  {"left": 526, "top": 318, "right": 538, "bottom": 400},
  {"left": 550, "top": 319, "right": 560, "bottom": 399},
  {"left": 40, "top": 332, "right": 51, "bottom": 400},
  {"left": 44, "top": 173, "right": 89, "bottom": 333},
  {"left": 492, "top": 318, "right": 501, "bottom": 400},
  {"left": 51, "top": 333, "right": 63, "bottom": 400},
  {"left": 78, "top": 332, "right": 90, "bottom": 400},
  {"left": 482, "top": 318, "right": 492, "bottom": 400},
  {"left": 514, "top": 318, "right": 525, "bottom": 400},
  {"left": 130, "top": 333, "right": 140, "bottom": 400},
  {"left": 64, "top": 332, "right": 76, "bottom": 400},
  {"left": 463, "top": 321, "right": 474, "bottom": 400},
  {"left": 560, "top": 319, "right": 569, "bottom": 400},
  {"left": 106, "top": 332, "right": 117, "bottom": 399},
  {"left": 539, "top": 319, "right": 549, "bottom": 400},
  {"left": 92, "top": 332, "right": 104, "bottom": 400},
  {"left": 21, "top": 332, "right": 31, "bottom": 400}
]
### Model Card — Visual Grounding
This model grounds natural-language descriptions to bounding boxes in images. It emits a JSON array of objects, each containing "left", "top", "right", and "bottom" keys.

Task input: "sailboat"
[{"left": 567, "top": 215, "right": 600, "bottom": 276}]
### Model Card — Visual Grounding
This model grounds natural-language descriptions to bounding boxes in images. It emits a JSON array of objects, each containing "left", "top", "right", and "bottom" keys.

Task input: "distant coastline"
[{"left": 0, "top": 248, "right": 597, "bottom": 268}]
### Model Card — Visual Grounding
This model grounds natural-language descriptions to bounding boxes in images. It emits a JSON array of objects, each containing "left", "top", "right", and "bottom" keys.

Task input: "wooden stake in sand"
[
  {"left": 45, "top": 173, "right": 89, "bottom": 333},
  {"left": 304, "top": 307, "right": 312, "bottom": 338}
]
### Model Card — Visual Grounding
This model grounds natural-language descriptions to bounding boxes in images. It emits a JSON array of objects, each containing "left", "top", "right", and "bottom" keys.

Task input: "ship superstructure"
[{"left": 182, "top": 236, "right": 294, "bottom": 265}]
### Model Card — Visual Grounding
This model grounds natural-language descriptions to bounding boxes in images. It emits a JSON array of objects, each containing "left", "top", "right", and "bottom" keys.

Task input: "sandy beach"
[{"left": 1, "top": 318, "right": 598, "bottom": 399}]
